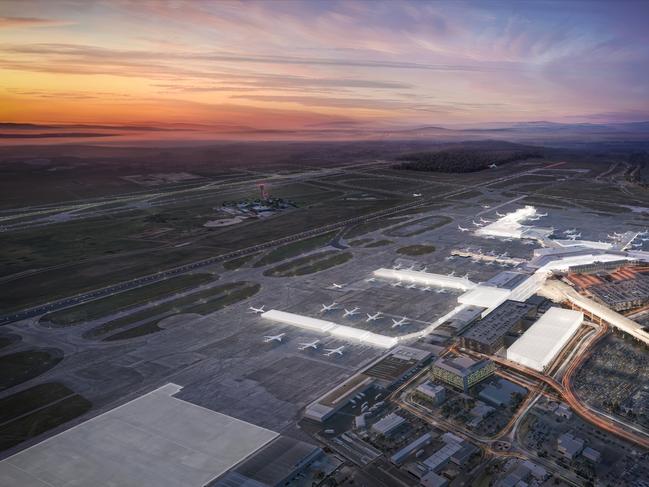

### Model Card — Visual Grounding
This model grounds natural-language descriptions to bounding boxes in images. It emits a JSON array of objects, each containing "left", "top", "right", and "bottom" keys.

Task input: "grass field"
[
  {"left": 0, "top": 394, "right": 92, "bottom": 452},
  {"left": 348, "top": 238, "right": 373, "bottom": 247},
  {"left": 253, "top": 231, "right": 336, "bottom": 267},
  {"left": 264, "top": 251, "right": 353, "bottom": 277},
  {"left": 87, "top": 281, "right": 260, "bottom": 340},
  {"left": 0, "top": 382, "right": 75, "bottom": 424},
  {"left": 384, "top": 216, "right": 452, "bottom": 237},
  {"left": 396, "top": 244, "right": 436, "bottom": 256},
  {"left": 222, "top": 253, "right": 258, "bottom": 270},
  {"left": 365, "top": 240, "right": 393, "bottom": 248},
  {"left": 0, "top": 348, "right": 63, "bottom": 391},
  {"left": 0, "top": 333, "right": 21, "bottom": 350},
  {"left": 40, "top": 273, "right": 215, "bottom": 327},
  {"left": 344, "top": 216, "right": 410, "bottom": 238}
]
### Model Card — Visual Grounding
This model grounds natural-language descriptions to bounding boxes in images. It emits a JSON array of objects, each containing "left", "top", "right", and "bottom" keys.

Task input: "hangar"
[{"left": 506, "top": 307, "right": 583, "bottom": 371}]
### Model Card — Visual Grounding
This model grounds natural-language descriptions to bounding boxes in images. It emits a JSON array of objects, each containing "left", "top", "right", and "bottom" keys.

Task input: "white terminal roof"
[
  {"left": 458, "top": 286, "right": 511, "bottom": 308},
  {"left": 507, "top": 307, "right": 583, "bottom": 371},
  {"left": 475, "top": 205, "right": 537, "bottom": 239},
  {"left": 374, "top": 268, "right": 476, "bottom": 290},
  {"left": 261, "top": 310, "right": 398, "bottom": 348}
]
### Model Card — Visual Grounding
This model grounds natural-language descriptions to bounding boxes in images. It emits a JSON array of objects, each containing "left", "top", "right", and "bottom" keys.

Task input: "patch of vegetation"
[
  {"left": 253, "top": 231, "right": 336, "bottom": 267},
  {"left": 348, "top": 238, "right": 373, "bottom": 247},
  {"left": 87, "top": 281, "right": 260, "bottom": 340},
  {"left": 0, "top": 394, "right": 92, "bottom": 452},
  {"left": 223, "top": 253, "right": 258, "bottom": 270},
  {"left": 345, "top": 217, "right": 410, "bottom": 238},
  {"left": 394, "top": 144, "right": 542, "bottom": 173},
  {"left": 0, "top": 348, "right": 63, "bottom": 391},
  {"left": 0, "top": 382, "right": 74, "bottom": 424},
  {"left": 384, "top": 216, "right": 452, "bottom": 237},
  {"left": 396, "top": 245, "right": 436, "bottom": 256},
  {"left": 40, "top": 273, "right": 215, "bottom": 327},
  {"left": 0, "top": 333, "right": 21, "bottom": 350},
  {"left": 365, "top": 240, "right": 393, "bottom": 248},
  {"left": 103, "top": 321, "right": 163, "bottom": 341},
  {"left": 264, "top": 251, "right": 352, "bottom": 277}
]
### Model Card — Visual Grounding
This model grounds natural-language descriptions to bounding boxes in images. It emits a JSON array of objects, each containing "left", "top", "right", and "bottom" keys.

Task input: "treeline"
[
  {"left": 392, "top": 149, "right": 542, "bottom": 173},
  {"left": 628, "top": 151, "right": 649, "bottom": 186}
]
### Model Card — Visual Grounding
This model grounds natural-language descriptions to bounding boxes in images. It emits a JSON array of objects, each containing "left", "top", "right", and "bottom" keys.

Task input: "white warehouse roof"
[
  {"left": 261, "top": 310, "right": 398, "bottom": 349},
  {"left": 458, "top": 286, "right": 511, "bottom": 308},
  {"left": 374, "top": 268, "right": 476, "bottom": 291},
  {"left": 507, "top": 307, "right": 583, "bottom": 371}
]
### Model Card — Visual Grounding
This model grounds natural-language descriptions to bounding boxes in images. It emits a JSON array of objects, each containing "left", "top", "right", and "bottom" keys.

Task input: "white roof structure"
[
  {"left": 458, "top": 286, "right": 511, "bottom": 308},
  {"left": 374, "top": 268, "right": 476, "bottom": 291},
  {"left": 261, "top": 310, "right": 398, "bottom": 348},
  {"left": 475, "top": 206, "right": 538, "bottom": 239},
  {"left": 507, "top": 307, "right": 583, "bottom": 371},
  {"left": 553, "top": 239, "right": 613, "bottom": 250}
]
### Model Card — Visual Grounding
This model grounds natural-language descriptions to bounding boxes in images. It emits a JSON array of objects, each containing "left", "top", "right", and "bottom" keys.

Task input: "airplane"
[
  {"left": 642, "top": 238, "right": 649, "bottom": 242},
  {"left": 482, "top": 204, "right": 491, "bottom": 209},
  {"left": 528, "top": 216, "right": 540, "bottom": 221},
  {"left": 458, "top": 225, "right": 470, "bottom": 232},
  {"left": 479, "top": 217, "right": 491, "bottom": 224},
  {"left": 406, "top": 264, "right": 415, "bottom": 271},
  {"left": 489, "top": 163, "right": 498, "bottom": 168},
  {"left": 406, "top": 283, "right": 417, "bottom": 289},
  {"left": 343, "top": 307, "right": 360, "bottom": 317},
  {"left": 391, "top": 317, "right": 409, "bottom": 328},
  {"left": 472, "top": 220, "right": 483, "bottom": 227},
  {"left": 413, "top": 193, "right": 422, "bottom": 197},
  {"left": 436, "top": 288, "right": 448, "bottom": 294},
  {"left": 448, "top": 271, "right": 456, "bottom": 277},
  {"left": 391, "top": 280, "right": 403, "bottom": 287},
  {"left": 366, "top": 312, "right": 382, "bottom": 322},
  {"left": 444, "top": 255, "right": 455, "bottom": 261},
  {"left": 263, "top": 333, "right": 285, "bottom": 343},
  {"left": 298, "top": 339, "right": 320, "bottom": 350},
  {"left": 607, "top": 234, "right": 618, "bottom": 240},
  {"left": 484, "top": 235, "right": 495, "bottom": 239},
  {"left": 632, "top": 242, "right": 643, "bottom": 248},
  {"left": 323, "top": 346, "right": 345, "bottom": 357},
  {"left": 331, "top": 283, "right": 344, "bottom": 289},
  {"left": 321, "top": 302, "right": 338, "bottom": 312},
  {"left": 563, "top": 228, "right": 577, "bottom": 235},
  {"left": 249, "top": 305, "right": 266, "bottom": 314},
  {"left": 365, "top": 277, "right": 376, "bottom": 282},
  {"left": 421, "top": 266, "right": 428, "bottom": 272},
  {"left": 496, "top": 211, "right": 506, "bottom": 217},
  {"left": 420, "top": 286, "right": 431, "bottom": 292},
  {"left": 567, "top": 233, "right": 581, "bottom": 240},
  {"left": 537, "top": 212, "right": 548, "bottom": 217},
  {"left": 462, "top": 273, "right": 470, "bottom": 279},
  {"left": 393, "top": 263, "right": 402, "bottom": 270}
]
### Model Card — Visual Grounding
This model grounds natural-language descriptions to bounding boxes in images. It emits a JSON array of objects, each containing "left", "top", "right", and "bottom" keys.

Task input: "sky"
[{"left": 1, "top": 0, "right": 648, "bottom": 133}]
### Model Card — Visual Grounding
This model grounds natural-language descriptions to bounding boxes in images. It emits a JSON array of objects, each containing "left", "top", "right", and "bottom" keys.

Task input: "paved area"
[{"left": 0, "top": 383, "right": 278, "bottom": 487}]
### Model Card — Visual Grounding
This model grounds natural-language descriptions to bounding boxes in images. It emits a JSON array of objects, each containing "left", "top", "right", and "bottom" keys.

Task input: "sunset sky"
[{"left": 1, "top": 0, "right": 649, "bottom": 132}]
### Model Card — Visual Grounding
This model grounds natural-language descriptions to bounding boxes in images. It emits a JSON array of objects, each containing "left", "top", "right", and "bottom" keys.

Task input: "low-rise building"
[
  {"left": 416, "top": 381, "right": 446, "bottom": 405},
  {"left": 431, "top": 356, "right": 495, "bottom": 392},
  {"left": 479, "top": 379, "right": 527, "bottom": 407},
  {"left": 390, "top": 432, "right": 434, "bottom": 465},
  {"left": 420, "top": 471, "right": 449, "bottom": 487},
  {"left": 557, "top": 432, "right": 584, "bottom": 460},
  {"left": 372, "top": 412, "right": 406, "bottom": 437},
  {"left": 582, "top": 446, "right": 601, "bottom": 463}
]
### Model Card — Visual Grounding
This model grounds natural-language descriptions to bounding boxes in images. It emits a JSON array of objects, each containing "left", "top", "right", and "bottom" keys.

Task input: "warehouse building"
[
  {"left": 430, "top": 356, "right": 495, "bottom": 392},
  {"left": 461, "top": 300, "right": 536, "bottom": 354},
  {"left": 372, "top": 412, "right": 406, "bottom": 437},
  {"left": 506, "top": 308, "right": 583, "bottom": 372}
]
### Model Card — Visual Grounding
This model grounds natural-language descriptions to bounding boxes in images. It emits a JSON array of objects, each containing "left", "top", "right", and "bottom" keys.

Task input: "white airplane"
[
  {"left": 448, "top": 270, "right": 456, "bottom": 277},
  {"left": 406, "top": 264, "right": 415, "bottom": 271},
  {"left": 479, "top": 217, "right": 491, "bottom": 224},
  {"left": 421, "top": 266, "right": 428, "bottom": 272},
  {"left": 413, "top": 193, "right": 422, "bottom": 197},
  {"left": 331, "top": 283, "right": 344, "bottom": 289},
  {"left": 462, "top": 273, "right": 470, "bottom": 279},
  {"left": 323, "top": 346, "right": 345, "bottom": 357},
  {"left": 365, "top": 277, "right": 376, "bottom": 282},
  {"left": 406, "top": 283, "right": 417, "bottom": 289},
  {"left": 391, "top": 280, "right": 403, "bottom": 288},
  {"left": 489, "top": 163, "right": 498, "bottom": 169},
  {"left": 393, "top": 263, "right": 402, "bottom": 270},
  {"left": 321, "top": 302, "right": 338, "bottom": 312},
  {"left": 567, "top": 233, "right": 581, "bottom": 240},
  {"left": 436, "top": 288, "right": 448, "bottom": 294},
  {"left": 482, "top": 204, "right": 491, "bottom": 209},
  {"left": 298, "top": 339, "right": 320, "bottom": 350},
  {"left": 458, "top": 225, "right": 470, "bottom": 232},
  {"left": 472, "top": 220, "right": 483, "bottom": 227},
  {"left": 528, "top": 216, "right": 540, "bottom": 221},
  {"left": 263, "top": 333, "right": 285, "bottom": 343},
  {"left": 420, "top": 286, "right": 431, "bottom": 292},
  {"left": 496, "top": 211, "right": 506, "bottom": 217},
  {"left": 249, "top": 305, "right": 266, "bottom": 314},
  {"left": 607, "top": 234, "right": 618, "bottom": 240},
  {"left": 642, "top": 238, "right": 649, "bottom": 242},
  {"left": 537, "top": 212, "right": 548, "bottom": 217},
  {"left": 366, "top": 312, "right": 382, "bottom": 322},
  {"left": 563, "top": 228, "right": 577, "bottom": 235},
  {"left": 391, "top": 317, "right": 409, "bottom": 328},
  {"left": 343, "top": 307, "right": 360, "bottom": 317},
  {"left": 632, "top": 242, "right": 643, "bottom": 248}
]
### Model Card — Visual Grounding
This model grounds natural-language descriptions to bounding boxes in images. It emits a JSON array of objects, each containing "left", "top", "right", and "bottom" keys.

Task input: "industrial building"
[
  {"left": 478, "top": 379, "right": 527, "bottom": 407},
  {"left": 557, "top": 432, "right": 584, "bottom": 460},
  {"left": 372, "top": 412, "right": 406, "bottom": 436},
  {"left": 460, "top": 300, "right": 536, "bottom": 354},
  {"left": 430, "top": 356, "right": 495, "bottom": 392},
  {"left": 506, "top": 307, "right": 583, "bottom": 372},
  {"left": 211, "top": 436, "right": 322, "bottom": 487},
  {"left": 390, "top": 432, "right": 435, "bottom": 465}
]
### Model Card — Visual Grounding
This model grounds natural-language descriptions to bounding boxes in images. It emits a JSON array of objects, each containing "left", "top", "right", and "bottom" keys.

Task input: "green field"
[
  {"left": 253, "top": 231, "right": 336, "bottom": 267},
  {"left": 41, "top": 273, "right": 215, "bottom": 327},
  {"left": 344, "top": 216, "right": 410, "bottom": 238},
  {"left": 0, "top": 349, "right": 63, "bottom": 391},
  {"left": 222, "top": 253, "right": 258, "bottom": 270},
  {"left": 0, "top": 333, "right": 21, "bottom": 350},
  {"left": 87, "top": 281, "right": 260, "bottom": 340},
  {"left": 396, "top": 244, "right": 436, "bottom": 256},
  {"left": 264, "top": 251, "right": 352, "bottom": 277}
]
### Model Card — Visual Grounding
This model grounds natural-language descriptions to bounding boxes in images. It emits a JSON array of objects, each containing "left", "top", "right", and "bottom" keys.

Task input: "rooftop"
[{"left": 462, "top": 300, "right": 535, "bottom": 347}]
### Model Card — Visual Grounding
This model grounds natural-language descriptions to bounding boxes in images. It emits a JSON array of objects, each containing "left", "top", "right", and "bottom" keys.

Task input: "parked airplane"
[
  {"left": 406, "top": 264, "right": 416, "bottom": 271},
  {"left": 391, "top": 317, "right": 409, "bottom": 328},
  {"left": 496, "top": 211, "right": 506, "bottom": 217},
  {"left": 298, "top": 339, "right": 320, "bottom": 350},
  {"left": 413, "top": 193, "right": 422, "bottom": 197},
  {"left": 448, "top": 271, "right": 456, "bottom": 277},
  {"left": 479, "top": 217, "right": 491, "bottom": 224},
  {"left": 563, "top": 228, "right": 577, "bottom": 235},
  {"left": 472, "top": 220, "right": 483, "bottom": 227},
  {"left": 537, "top": 212, "right": 548, "bottom": 217},
  {"left": 365, "top": 277, "right": 376, "bottom": 282},
  {"left": 366, "top": 312, "right": 382, "bottom": 322},
  {"left": 632, "top": 242, "right": 643, "bottom": 248},
  {"left": 331, "top": 283, "right": 344, "bottom": 289},
  {"left": 249, "top": 305, "right": 266, "bottom": 314},
  {"left": 436, "top": 288, "right": 448, "bottom": 294},
  {"left": 420, "top": 286, "right": 431, "bottom": 292},
  {"left": 393, "top": 263, "right": 402, "bottom": 270},
  {"left": 323, "top": 346, "right": 345, "bottom": 357},
  {"left": 391, "top": 281, "right": 403, "bottom": 288},
  {"left": 489, "top": 163, "right": 498, "bottom": 168},
  {"left": 458, "top": 225, "right": 470, "bottom": 232},
  {"left": 343, "top": 307, "right": 360, "bottom": 317},
  {"left": 462, "top": 273, "right": 470, "bottom": 279},
  {"left": 321, "top": 302, "right": 338, "bottom": 312},
  {"left": 482, "top": 204, "right": 491, "bottom": 209},
  {"left": 263, "top": 333, "right": 285, "bottom": 343},
  {"left": 406, "top": 283, "right": 417, "bottom": 289}
]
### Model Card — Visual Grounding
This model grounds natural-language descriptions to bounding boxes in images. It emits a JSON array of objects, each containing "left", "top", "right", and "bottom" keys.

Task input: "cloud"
[{"left": 0, "top": 16, "right": 70, "bottom": 28}]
